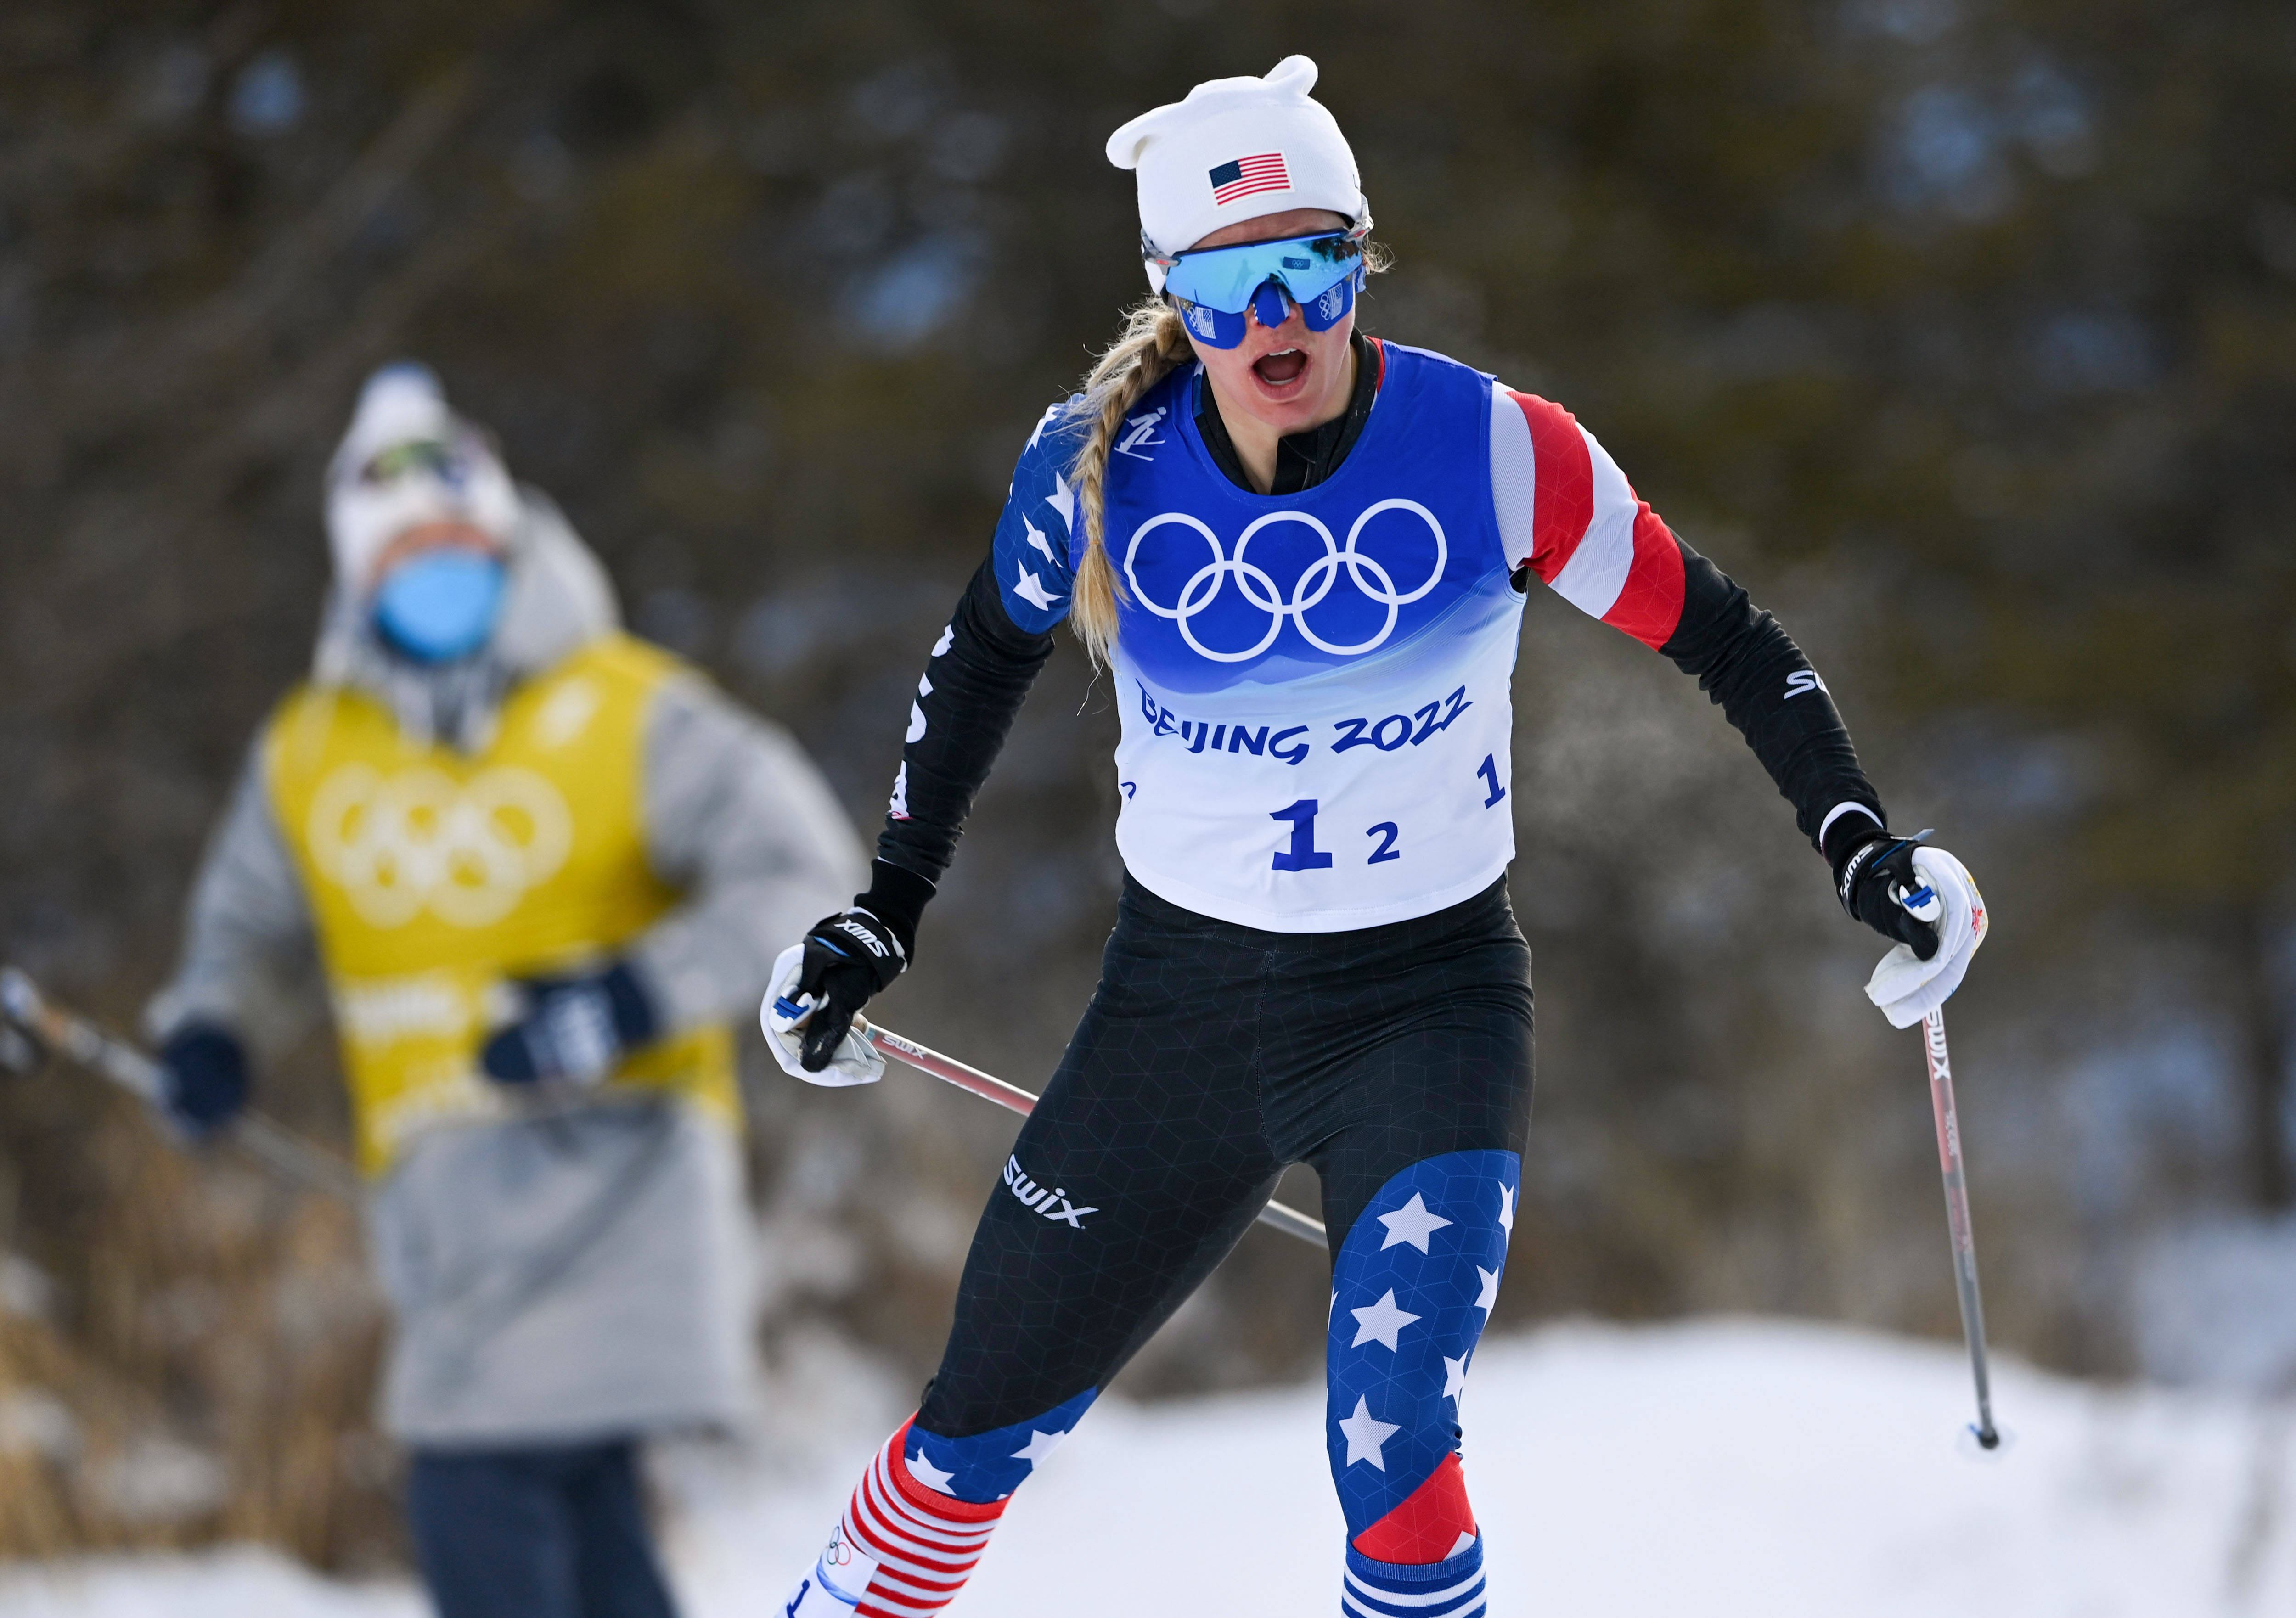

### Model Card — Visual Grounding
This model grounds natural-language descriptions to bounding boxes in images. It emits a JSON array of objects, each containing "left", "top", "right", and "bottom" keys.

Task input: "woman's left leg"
[
  {"left": 1320, "top": 1145, "right": 1518, "bottom": 1618},
  {"left": 1282, "top": 905, "right": 1534, "bottom": 1618}
]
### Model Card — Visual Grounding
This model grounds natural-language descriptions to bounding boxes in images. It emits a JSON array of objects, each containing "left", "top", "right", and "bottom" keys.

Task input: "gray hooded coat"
[{"left": 148, "top": 500, "right": 864, "bottom": 1446}]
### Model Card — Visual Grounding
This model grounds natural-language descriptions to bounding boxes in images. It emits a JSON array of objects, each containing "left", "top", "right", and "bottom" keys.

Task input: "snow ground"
[{"left": 1, "top": 1317, "right": 2284, "bottom": 1617}]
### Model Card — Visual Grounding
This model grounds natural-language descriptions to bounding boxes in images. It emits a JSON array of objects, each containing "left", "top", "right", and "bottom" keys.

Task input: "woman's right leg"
[{"left": 782, "top": 893, "right": 1283, "bottom": 1616}]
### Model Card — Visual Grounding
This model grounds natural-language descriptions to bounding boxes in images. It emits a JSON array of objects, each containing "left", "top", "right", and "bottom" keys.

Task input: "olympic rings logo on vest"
[
  {"left": 1121, "top": 500, "right": 1448, "bottom": 663},
  {"left": 306, "top": 761, "right": 574, "bottom": 929}
]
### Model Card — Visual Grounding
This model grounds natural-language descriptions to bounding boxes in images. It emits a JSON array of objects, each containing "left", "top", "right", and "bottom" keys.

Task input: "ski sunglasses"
[
  {"left": 358, "top": 433, "right": 490, "bottom": 490},
  {"left": 1147, "top": 219, "right": 1371, "bottom": 350}
]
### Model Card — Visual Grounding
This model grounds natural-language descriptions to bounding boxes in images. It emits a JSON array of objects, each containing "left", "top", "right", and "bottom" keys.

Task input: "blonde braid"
[{"left": 1066, "top": 299, "right": 1195, "bottom": 668}]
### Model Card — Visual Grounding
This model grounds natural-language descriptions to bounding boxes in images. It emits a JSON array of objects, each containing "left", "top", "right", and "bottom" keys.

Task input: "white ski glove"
[
  {"left": 1864, "top": 846, "right": 1989, "bottom": 1028},
  {"left": 760, "top": 944, "right": 885, "bottom": 1087}
]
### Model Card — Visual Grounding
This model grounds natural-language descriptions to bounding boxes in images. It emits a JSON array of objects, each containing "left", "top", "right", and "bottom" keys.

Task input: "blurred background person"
[{"left": 141, "top": 362, "right": 865, "bottom": 1618}]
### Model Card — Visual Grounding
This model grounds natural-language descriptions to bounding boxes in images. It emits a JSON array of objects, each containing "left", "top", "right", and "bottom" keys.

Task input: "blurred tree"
[{"left": 0, "top": 0, "right": 2290, "bottom": 1566}]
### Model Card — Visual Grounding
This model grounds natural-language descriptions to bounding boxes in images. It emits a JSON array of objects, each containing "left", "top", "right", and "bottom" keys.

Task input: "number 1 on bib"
[
  {"left": 1478, "top": 754, "right": 1507, "bottom": 808},
  {"left": 1269, "top": 799, "right": 1335, "bottom": 871}
]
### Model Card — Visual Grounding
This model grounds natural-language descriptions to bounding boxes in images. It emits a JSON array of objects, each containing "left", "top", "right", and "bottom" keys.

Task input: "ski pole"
[
  {"left": 853, "top": 1016, "right": 1329, "bottom": 1250},
  {"left": 1921, "top": 1006, "right": 1999, "bottom": 1449},
  {"left": 0, "top": 966, "right": 362, "bottom": 1203}
]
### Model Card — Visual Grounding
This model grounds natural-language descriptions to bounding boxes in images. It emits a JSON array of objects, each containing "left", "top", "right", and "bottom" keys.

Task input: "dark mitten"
[
  {"left": 480, "top": 960, "right": 658, "bottom": 1086},
  {"left": 159, "top": 1022, "right": 251, "bottom": 1138}
]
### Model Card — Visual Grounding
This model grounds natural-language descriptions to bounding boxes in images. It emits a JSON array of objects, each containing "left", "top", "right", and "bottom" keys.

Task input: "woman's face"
[{"left": 1182, "top": 207, "right": 1357, "bottom": 438}]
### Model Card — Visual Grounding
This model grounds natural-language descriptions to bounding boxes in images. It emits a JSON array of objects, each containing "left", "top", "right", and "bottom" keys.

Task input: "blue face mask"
[{"left": 371, "top": 550, "right": 507, "bottom": 663}]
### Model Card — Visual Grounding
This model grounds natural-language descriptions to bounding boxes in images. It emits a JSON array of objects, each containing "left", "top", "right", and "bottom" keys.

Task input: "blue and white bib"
[{"left": 993, "top": 343, "right": 1522, "bottom": 932}]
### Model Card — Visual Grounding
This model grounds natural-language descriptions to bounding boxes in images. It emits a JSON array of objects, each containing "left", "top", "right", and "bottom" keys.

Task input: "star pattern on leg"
[
  {"left": 1377, "top": 1193, "right": 1454, "bottom": 1253},
  {"left": 1498, "top": 1182, "right": 1514, "bottom": 1236},
  {"left": 1473, "top": 1266, "right": 1500, "bottom": 1314},
  {"left": 1009, "top": 1428, "right": 1069, "bottom": 1464},
  {"left": 1337, "top": 1395, "right": 1401, "bottom": 1471},
  {"left": 1443, "top": 1354, "right": 1469, "bottom": 1404},
  {"left": 1349, "top": 1289, "right": 1423, "bottom": 1352},
  {"left": 905, "top": 1448, "right": 957, "bottom": 1494}
]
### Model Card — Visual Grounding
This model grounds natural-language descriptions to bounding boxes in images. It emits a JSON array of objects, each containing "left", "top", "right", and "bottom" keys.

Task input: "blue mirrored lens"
[
  {"left": 1174, "top": 267, "right": 1360, "bottom": 350},
  {"left": 1299, "top": 267, "right": 1359, "bottom": 332},
  {"left": 1162, "top": 232, "right": 1363, "bottom": 315},
  {"left": 1175, "top": 298, "right": 1250, "bottom": 349},
  {"left": 372, "top": 551, "right": 506, "bottom": 663}
]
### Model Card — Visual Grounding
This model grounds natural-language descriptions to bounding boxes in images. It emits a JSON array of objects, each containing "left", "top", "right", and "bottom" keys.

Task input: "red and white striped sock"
[{"left": 783, "top": 1419, "right": 1008, "bottom": 1617}]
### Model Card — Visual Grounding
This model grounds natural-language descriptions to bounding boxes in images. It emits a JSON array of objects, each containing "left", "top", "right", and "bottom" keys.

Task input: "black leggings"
[{"left": 917, "top": 875, "right": 1534, "bottom": 1439}]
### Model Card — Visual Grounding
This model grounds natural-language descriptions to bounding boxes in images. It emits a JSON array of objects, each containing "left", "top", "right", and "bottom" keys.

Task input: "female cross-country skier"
[{"left": 764, "top": 56, "right": 1987, "bottom": 1618}]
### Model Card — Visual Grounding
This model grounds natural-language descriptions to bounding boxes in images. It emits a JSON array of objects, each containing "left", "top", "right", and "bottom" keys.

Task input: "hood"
[{"left": 311, "top": 490, "right": 622, "bottom": 753}]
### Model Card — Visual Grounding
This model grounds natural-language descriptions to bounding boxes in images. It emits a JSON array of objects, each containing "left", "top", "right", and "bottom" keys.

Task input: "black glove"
[
  {"left": 158, "top": 1022, "right": 251, "bottom": 1139},
  {"left": 480, "top": 960, "right": 658, "bottom": 1086},
  {"left": 1829, "top": 820, "right": 1941, "bottom": 962},
  {"left": 794, "top": 860, "right": 934, "bottom": 1072}
]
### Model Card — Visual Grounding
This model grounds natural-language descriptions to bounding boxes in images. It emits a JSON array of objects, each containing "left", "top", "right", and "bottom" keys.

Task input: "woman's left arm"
[
  {"left": 1495, "top": 385, "right": 1883, "bottom": 858},
  {"left": 1494, "top": 386, "right": 1963, "bottom": 971}
]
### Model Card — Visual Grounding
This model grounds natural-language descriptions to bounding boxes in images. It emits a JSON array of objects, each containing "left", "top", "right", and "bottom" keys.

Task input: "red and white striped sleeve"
[{"left": 1489, "top": 383, "right": 1686, "bottom": 650}]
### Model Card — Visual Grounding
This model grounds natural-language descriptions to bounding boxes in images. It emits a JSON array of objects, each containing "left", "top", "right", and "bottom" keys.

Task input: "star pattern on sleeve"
[{"left": 1013, "top": 565, "right": 1064, "bottom": 614}]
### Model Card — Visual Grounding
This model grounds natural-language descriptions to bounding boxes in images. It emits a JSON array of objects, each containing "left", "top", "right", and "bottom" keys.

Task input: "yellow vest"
[{"left": 263, "top": 634, "right": 737, "bottom": 1174}]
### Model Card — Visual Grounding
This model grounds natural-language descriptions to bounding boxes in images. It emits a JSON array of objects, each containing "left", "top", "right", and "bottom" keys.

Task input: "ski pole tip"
[{"left": 1957, "top": 1420, "right": 2012, "bottom": 1460}]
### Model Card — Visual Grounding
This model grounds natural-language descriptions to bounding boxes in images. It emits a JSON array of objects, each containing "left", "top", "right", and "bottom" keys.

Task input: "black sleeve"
[
  {"left": 1658, "top": 537, "right": 1883, "bottom": 853},
  {"left": 855, "top": 557, "right": 1057, "bottom": 946}
]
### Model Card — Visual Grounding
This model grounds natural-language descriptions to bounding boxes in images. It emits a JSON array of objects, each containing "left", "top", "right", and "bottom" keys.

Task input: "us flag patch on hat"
[{"left": 1209, "top": 152, "right": 1290, "bottom": 205}]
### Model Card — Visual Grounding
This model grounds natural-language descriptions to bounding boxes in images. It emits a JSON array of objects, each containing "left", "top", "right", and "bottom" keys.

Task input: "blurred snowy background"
[
  {"left": 3, "top": 1320, "right": 2290, "bottom": 1616},
  {"left": 4, "top": 0, "right": 2296, "bottom": 1609}
]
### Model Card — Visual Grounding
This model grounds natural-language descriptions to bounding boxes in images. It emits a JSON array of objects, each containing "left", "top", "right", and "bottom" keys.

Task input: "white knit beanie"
[
  {"left": 324, "top": 363, "right": 519, "bottom": 591},
  {"left": 1105, "top": 55, "right": 1366, "bottom": 287}
]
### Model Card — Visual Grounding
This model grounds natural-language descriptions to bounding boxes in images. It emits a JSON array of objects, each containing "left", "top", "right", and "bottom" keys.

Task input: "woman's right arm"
[
  {"left": 844, "top": 405, "right": 1082, "bottom": 950},
  {"left": 783, "top": 411, "right": 1081, "bottom": 1068}
]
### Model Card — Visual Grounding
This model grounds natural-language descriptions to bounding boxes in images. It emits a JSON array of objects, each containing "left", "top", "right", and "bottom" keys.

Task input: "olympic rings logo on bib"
[
  {"left": 306, "top": 762, "right": 574, "bottom": 929},
  {"left": 1122, "top": 500, "right": 1448, "bottom": 663}
]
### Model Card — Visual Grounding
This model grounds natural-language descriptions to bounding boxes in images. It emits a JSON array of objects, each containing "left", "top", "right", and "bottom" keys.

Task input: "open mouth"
[{"left": 1253, "top": 348, "right": 1307, "bottom": 387}]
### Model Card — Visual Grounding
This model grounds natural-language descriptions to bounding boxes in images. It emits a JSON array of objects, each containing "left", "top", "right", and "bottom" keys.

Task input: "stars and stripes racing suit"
[{"left": 785, "top": 335, "right": 1885, "bottom": 1618}]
